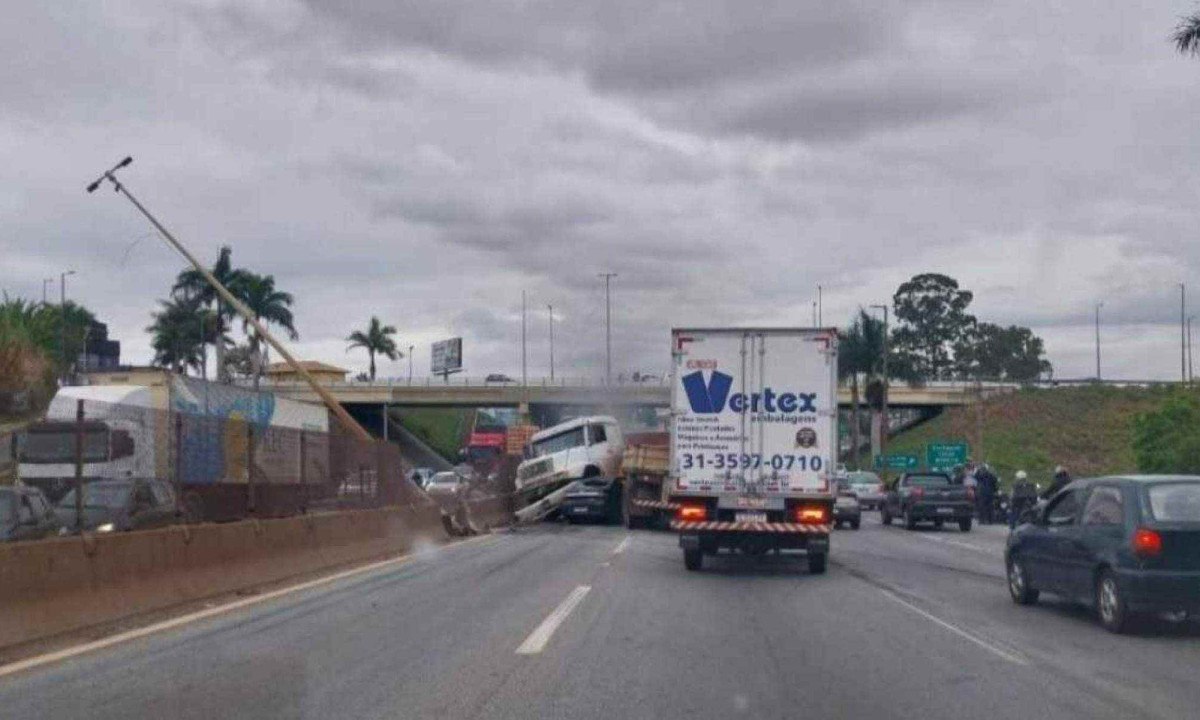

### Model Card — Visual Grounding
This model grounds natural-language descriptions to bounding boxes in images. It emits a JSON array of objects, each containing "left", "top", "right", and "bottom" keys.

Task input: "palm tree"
[
  {"left": 146, "top": 297, "right": 210, "bottom": 375},
  {"left": 1175, "top": 12, "right": 1200, "bottom": 56},
  {"left": 172, "top": 245, "right": 247, "bottom": 382},
  {"left": 346, "top": 317, "right": 400, "bottom": 381},
  {"left": 839, "top": 309, "right": 888, "bottom": 469},
  {"left": 235, "top": 272, "right": 298, "bottom": 388}
]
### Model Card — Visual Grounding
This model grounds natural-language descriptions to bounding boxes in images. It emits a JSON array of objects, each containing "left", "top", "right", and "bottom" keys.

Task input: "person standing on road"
[
  {"left": 1010, "top": 470, "right": 1037, "bottom": 528},
  {"left": 1040, "top": 465, "right": 1072, "bottom": 499},
  {"left": 975, "top": 463, "right": 997, "bottom": 524}
]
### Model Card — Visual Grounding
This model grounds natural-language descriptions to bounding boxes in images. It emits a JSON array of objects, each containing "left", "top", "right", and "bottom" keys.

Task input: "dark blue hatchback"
[{"left": 1005, "top": 475, "right": 1200, "bottom": 633}]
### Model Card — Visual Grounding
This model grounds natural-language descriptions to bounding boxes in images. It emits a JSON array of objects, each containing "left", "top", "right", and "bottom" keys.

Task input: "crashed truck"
[{"left": 513, "top": 416, "right": 626, "bottom": 523}]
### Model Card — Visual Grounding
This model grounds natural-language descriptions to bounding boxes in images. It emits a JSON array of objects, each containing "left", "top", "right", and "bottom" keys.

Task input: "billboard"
[{"left": 432, "top": 338, "right": 463, "bottom": 376}]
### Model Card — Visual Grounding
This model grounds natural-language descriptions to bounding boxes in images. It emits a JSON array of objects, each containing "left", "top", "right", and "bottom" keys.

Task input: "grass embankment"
[
  {"left": 885, "top": 385, "right": 1195, "bottom": 487},
  {"left": 397, "top": 408, "right": 472, "bottom": 461}
]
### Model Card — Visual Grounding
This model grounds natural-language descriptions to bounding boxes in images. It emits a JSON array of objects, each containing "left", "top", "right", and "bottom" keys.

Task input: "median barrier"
[
  {"left": 0, "top": 501, "right": 448, "bottom": 650},
  {"left": 462, "top": 493, "right": 513, "bottom": 534}
]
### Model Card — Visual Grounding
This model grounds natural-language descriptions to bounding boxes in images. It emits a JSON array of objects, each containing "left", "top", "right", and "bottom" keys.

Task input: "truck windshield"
[
  {"left": 531, "top": 427, "right": 586, "bottom": 458},
  {"left": 1147, "top": 483, "right": 1200, "bottom": 522},
  {"left": 20, "top": 431, "right": 109, "bottom": 464}
]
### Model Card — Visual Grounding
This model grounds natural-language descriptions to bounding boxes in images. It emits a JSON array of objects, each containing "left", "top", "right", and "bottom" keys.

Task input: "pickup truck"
[{"left": 880, "top": 472, "right": 974, "bottom": 532}]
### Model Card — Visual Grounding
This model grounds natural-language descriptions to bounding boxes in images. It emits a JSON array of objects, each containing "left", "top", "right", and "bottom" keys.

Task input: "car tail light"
[
  {"left": 1132, "top": 528, "right": 1163, "bottom": 557},
  {"left": 795, "top": 505, "right": 829, "bottom": 524},
  {"left": 677, "top": 504, "right": 707, "bottom": 522}
]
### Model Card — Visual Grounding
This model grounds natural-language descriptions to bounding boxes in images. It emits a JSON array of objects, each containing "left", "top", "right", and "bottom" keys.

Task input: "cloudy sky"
[{"left": 3, "top": 0, "right": 1200, "bottom": 381}]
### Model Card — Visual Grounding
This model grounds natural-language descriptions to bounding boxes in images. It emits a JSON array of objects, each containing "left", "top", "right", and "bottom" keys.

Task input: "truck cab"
[{"left": 514, "top": 416, "right": 625, "bottom": 505}]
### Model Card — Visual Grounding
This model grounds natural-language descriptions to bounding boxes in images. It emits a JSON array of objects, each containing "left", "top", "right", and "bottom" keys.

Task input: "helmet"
[
  {"left": 1015, "top": 470, "right": 1028, "bottom": 481},
  {"left": 1054, "top": 465, "right": 1065, "bottom": 474}
]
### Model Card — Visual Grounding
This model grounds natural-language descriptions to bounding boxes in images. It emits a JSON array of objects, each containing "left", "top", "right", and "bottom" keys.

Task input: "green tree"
[
  {"left": 234, "top": 272, "right": 297, "bottom": 388},
  {"left": 346, "top": 316, "right": 400, "bottom": 381},
  {"left": 1174, "top": 11, "right": 1200, "bottom": 56},
  {"left": 0, "top": 296, "right": 57, "bottom": 415},
  {"left": 146, "top": 297, "right": 211, "bottom": 375},
  {"left": 0, "top": 296, "right": 96, "bottom": 379},
  {"left": 957, "top": 323, "right": 1052, "bottom": 381},
  {"left": 839, "top": 310, "right": 887, "bottom": 468},
  {"left": 172, "top": 246, "right": 248, "bottom": 382},
  {"left": 891, "top": 273, "right": 976, "bottom": 380},
  {"left": 1133, "top": 393, "right": 1200, "bottom": 473}
]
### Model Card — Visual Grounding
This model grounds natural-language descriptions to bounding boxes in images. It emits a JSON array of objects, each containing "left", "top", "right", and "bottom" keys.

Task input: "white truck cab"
[{"left": 515, "top": 415, "right": 625, "bottom": 507}]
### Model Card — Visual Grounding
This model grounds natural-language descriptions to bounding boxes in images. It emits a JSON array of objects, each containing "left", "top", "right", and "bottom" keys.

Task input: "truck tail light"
[
  {"left": 965, "top": 486, "right": 975, "bottom": 502},
  {"left": 677, "top": 504, "right": 707, "bottom": 522},
  {"left": 910, "top": 487, "right": 924, "bottom": 499},
  {"left": 1132, "top": 528, "right": 1163, "bottom": 557},
  {"left": 795, "top": 505, "right": 828, "bottom": 524}
]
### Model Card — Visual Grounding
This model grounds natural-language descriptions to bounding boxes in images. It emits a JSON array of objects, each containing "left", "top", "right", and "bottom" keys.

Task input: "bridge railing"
[{"left": 244, "top": 375, "right": 671, "bottom": 389}]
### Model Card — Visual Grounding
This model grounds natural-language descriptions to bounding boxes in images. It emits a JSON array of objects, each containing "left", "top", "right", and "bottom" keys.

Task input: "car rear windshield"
[
  {"left": 57, "top": 483, "right": 131, "bottom": 509},
  {"left": 0, "top": 493, "right": 14, "bottom": 523},
  {"left": 848, "top": 473, "right": 880, "bottom": 485},
  {"left": 1147, "top": 483, "right": 1200, "bottom": 522},
  {"left": 906, "top": 475, "right": 951, "bottom": 487}
]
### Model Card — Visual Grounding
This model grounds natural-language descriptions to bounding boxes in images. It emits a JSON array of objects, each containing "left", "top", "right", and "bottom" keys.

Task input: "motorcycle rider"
[
  {"left": 1009, "top": 470, "right": 1038, "bottom": 528},
  {"left": 1040, "top": 465, "right": 1072, "bottom": 499}
]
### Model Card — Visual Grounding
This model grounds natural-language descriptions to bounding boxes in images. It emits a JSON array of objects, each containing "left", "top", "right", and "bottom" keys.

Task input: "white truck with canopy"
[{"left": 669, "top": 328, "right": 837, "bottom": 572}]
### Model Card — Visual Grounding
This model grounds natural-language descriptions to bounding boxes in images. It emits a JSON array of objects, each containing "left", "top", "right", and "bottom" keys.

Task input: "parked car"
[
  {"left": 833, "top": 488, "right": 861, "bottom": 530},
  {"left": 0, "top": 485, "right": 61, "bottom": 542},
  {"left": 881, "top": 472, "right": 974, "bottom": 532},
  {"left": 485, "top": 374, "right": 515, "bottom": 384},
  {"left": 423, "top": 470, "right": 471, "bottom": 499},
  {"left": 54, "top": 478, "right": 178, "bottom": 533},
  {"left": 844, "top": 471, "right": 886, "bottom": 509},
  {"left": 562, "top": 476, "right": 621, "bottom": 524},
  {"left": 1006, "top": 476, "right": 1200, "bottom": 633}
]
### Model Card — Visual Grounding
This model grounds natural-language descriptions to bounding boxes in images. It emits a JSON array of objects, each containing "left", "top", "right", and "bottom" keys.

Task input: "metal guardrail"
[{"left": 241, "top": 376, "right": 670, "bottom": 389}]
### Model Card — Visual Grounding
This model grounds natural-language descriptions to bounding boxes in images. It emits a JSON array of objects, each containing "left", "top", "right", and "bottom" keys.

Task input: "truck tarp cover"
[{"left": 671, "top": 329, "right": 835, "bottom": 496}]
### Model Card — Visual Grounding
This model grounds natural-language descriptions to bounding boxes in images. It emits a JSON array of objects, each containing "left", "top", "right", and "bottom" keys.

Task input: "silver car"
[
  {"left": 844, "top": 471, "right": 886, "bottom": 510},
  {"left": 424, "top": 471, "right": 470, "bottom": 498}
]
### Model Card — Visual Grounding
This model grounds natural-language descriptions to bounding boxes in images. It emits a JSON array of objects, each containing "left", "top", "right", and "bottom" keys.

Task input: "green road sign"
[
  {"left": 926, "top": 442, "right": 969, "bottom": 471},
  {"left": 874, "top": 453, "right": 920, "bottom": 471}
]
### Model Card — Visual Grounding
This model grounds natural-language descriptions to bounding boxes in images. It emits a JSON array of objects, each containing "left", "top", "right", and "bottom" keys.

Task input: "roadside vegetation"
[{"left": 398, "top": 408, "right": 471, "bottom": 461}]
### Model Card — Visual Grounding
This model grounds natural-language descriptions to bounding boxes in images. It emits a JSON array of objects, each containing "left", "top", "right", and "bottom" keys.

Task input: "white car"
[
  {"left": 423, "top": 470, "right": 470, "bottom": 498},
  {"left": 844, "top": 471, "right": 886, "bottom": 509}
]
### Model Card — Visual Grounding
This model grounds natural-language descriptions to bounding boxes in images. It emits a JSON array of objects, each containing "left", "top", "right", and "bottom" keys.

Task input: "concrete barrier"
[
  {"left": 462, "top": 493, "right": 513, "bottom": 534},
  {"left": 0, "top": 501, "right": 448, "bottom": 650}
]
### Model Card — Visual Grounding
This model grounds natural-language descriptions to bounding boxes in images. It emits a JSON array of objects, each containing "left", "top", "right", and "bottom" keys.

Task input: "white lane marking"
[
  {"left": 612, "top": 536, "right": 631, "bottom": 555},
  {"left": 0, "top": 534, "right": 498, "bottom": 679},
  {"left": 917, "top": 533, "right": 994, "bottom": 556},
  {"left": 515, "top": 585, "right": 591, "bottom": 655},
  {"left": 877, "top": 588, "right": 1027, "bottom": 666}
]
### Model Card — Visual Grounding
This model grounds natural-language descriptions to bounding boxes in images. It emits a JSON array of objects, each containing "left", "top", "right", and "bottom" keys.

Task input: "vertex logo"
[{"left": 681, "top": 371, "right": 817, "bottom": 414}]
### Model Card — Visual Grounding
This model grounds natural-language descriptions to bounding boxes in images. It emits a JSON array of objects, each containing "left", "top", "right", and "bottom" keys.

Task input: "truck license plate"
[
  {"left": 736, "top": 512, "right": 768, "bottom": 523},
  {"left": 936, "top": 507, "right": 954, "bottom": 515}
]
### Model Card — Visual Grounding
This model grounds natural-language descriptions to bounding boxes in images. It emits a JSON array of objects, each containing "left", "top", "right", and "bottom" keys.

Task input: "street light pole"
[
  {"left": 60, "top": 270, "right": 76, "bottom": 382},
  {"left": 42, "top": 277, "right": 53, "bottom": 305},
  {"left": 811, "top": 301, "right": 817, "bottom": 327},
  {"left": 408, "top": 345, "right": 413, "bottom": 384},
  {"left": 817, "top": 285, "right": 823, "bottom": 327},
  {"left": 521, "top": 290, "right": 528, "bottom": 387},
  {"left": 1095, "top": 301, "right": 1103, "bottom": 381},
  {"left": 86, "top": 157, "right": 373, "bottom": 442},
  {"left": 599, "top": 273, "right": 617, "bottom": 385},
  {"left": 1189, "top": 316, "right": 1194, "bottom": 385},
  {"left": 548, "top": 304, "right": 555, "bottom": 382},
  {"left": 870, "top": 304, "right": 890, "bottom": 459},
  {"left": 1183, "top": 283, "right": 1188, "bottom": 384}
]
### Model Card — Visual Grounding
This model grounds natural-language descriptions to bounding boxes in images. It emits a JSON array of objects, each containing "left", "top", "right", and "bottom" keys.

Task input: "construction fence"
[{"left": 12, "top": 394, "right": 427, "bottom": 523}]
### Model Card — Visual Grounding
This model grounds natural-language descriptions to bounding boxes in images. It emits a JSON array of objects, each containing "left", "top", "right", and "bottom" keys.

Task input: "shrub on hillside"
[{"left": 1132, "top": 393, "right": 1200, "bottom": 474}]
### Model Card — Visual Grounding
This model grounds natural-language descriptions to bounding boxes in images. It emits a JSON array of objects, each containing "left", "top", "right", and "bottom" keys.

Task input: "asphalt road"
[{"left": 3, "top": 515, "right": 1199, "bottom": 719}]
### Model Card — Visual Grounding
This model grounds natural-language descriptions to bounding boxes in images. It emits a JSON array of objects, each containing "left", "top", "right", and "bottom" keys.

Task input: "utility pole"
[
  {"left": 817, "top": 285, "right": 823, "bottom": 327},
  {"left": 811, "top": 301, "right": 817, "bottom": 327},
  {"left": 407, "top": 344, "right": 413, "bottom": 384},
  {"left": 599, "top": 273, "right": 617, "bottom": 385},
  {"left": 1183, "top": 283, "right": 1188, "bottom": 384},
  {"left": 870, "top": 304, "right": 890, "bottom": 459},
  {"left": 548, "top": 304, "right": 555, "bottom": 382},
  {"left": 1095, "top": 301, "right": 1103, "bottom": 381},
  {"left": 1189, "top": 316, "right": 1194, "bottom": 384},
  {"left": 521, "top": 290, "right": 528, "bottom": 387},
  {"left": 87, "top": 157, "right": 373, "bottom": 443},
  {"left": 60, "top": 270, "right": 76, "bottom": 382}
]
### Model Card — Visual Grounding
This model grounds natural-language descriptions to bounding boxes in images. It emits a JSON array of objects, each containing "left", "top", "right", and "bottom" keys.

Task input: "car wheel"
[
  {"left": 808, "top": 552, "right": 827, "bottom": 574},
  {"left": 904, "top": 509, "right": 917, "bottom": 530},
  {"left": 880, "top": 507, "right": 892, "bottom": 525},
  {"left": 959, "top": 518, "right": 972, "bottom": 532},
  {"left": 1007, "top": 556, "right": 1039, "bottom": 605},
  {"left": 1096, "top": 570, "right": 1129, "bottom": 633},
  {"left": 684, "top": 548, "right": 703, "bottom": 571},
  {"left": 834, "top": 520, "right": 842, "bottom": 529},
  {"left": 851, "top": 519, "right": 860, "bottom": 530}
]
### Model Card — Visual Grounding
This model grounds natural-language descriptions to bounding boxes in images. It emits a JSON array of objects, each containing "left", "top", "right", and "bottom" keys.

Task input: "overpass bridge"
[{"left": 256, "top": 377, "right": 999, "bottom": 410}]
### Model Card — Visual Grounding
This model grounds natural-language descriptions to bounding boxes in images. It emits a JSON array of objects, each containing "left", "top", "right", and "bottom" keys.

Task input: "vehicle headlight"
[{"left": 95, "top": 523, "right": 115, "bottom": 533}]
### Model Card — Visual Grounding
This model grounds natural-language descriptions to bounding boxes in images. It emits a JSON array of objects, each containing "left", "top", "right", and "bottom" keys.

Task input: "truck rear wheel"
[
  {"left": 684, "top": 548, "right": 703, "bottom": 571},
  {"left": 959, "top": 518, "right": 973, "bottom": 532},
  {"left": 808, "top": 552, "right": 827, "bottom": 574}
]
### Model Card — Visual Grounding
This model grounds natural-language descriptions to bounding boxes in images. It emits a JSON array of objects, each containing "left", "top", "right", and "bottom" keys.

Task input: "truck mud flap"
[{"left": 671, "top": 520, "right": 832, "bottom": 534}]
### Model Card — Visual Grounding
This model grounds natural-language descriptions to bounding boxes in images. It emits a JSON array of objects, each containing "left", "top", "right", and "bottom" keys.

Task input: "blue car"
[{"left": 1005, "top": 476, "right": 1200, "bottom": 633}]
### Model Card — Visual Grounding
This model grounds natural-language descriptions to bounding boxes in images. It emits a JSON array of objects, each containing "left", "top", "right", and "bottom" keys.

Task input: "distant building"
[
  {"left": 263, "top": 361, "right": 349, "bottom": 384},
  {"left": 77, "top": 320, "right": 121, "bottom": 371}
]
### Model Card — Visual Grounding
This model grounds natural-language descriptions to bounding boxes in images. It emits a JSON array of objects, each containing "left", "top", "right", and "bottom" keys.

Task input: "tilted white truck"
[
  {"left": 512, "top": 415, "right": 625, "bottom": 523},
  {"left": 668, "top": 328, "right": 837, "bottom": 573}
]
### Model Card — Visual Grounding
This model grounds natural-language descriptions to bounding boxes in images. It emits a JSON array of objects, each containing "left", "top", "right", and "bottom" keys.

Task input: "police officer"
[
  {"left": 1040, "top": 465, "right": 1072, "bottom": 499},
  {"left": 1010, "top": 470, "right": 1038, "bottom": 528},
  {"left": 975, "top": 463, "right": 998, "bottom": 524}
]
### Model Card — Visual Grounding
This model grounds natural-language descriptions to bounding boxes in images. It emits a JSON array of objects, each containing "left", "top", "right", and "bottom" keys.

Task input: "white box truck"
[{"left": 669, "top": 328, "right": 837, "bottom": 573}]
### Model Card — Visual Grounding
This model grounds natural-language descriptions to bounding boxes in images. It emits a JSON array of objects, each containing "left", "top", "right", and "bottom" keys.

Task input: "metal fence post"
[
  {"left": 299, "top": 430, "right": 308, "bottom": 513},
  {"left": 247, "top": 421, "right": 256, "bottom": 515},
  {"left": 174, "top": 413, "right": 184, "bottom": 514},
  {"left": 73, "top": 399, "right": 84, "bottom": 532}
]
